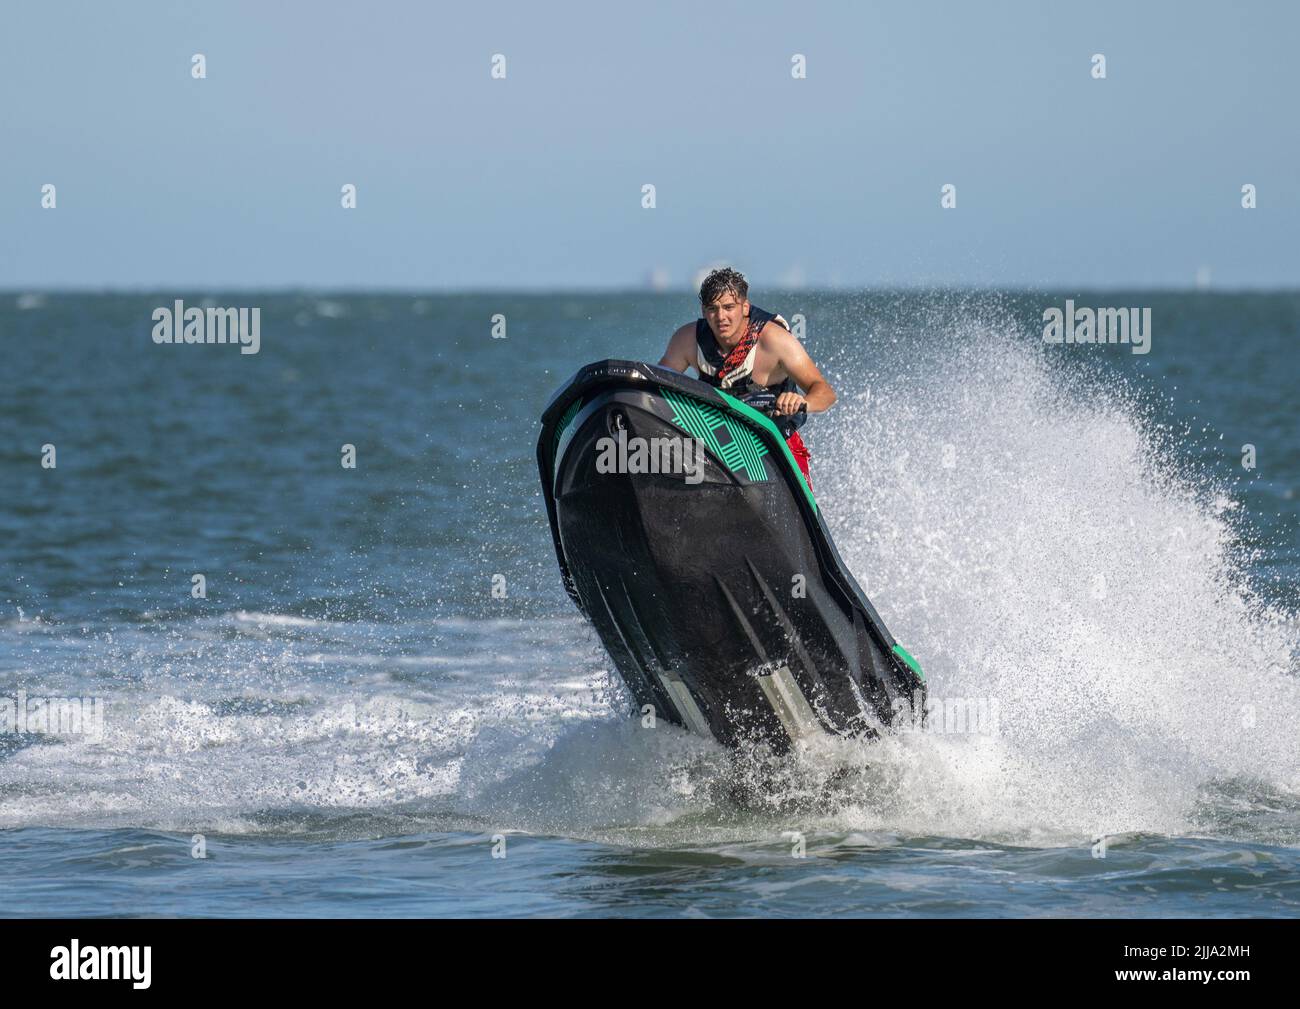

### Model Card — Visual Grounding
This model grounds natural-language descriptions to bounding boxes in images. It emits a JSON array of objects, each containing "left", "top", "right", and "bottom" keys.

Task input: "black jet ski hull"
[{"left": 537, "top": 360, "right": 925, "bottom": 751}]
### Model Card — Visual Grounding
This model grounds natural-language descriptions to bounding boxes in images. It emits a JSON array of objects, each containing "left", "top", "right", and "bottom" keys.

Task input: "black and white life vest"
[{"left": 695, "top": 304, "right": 797, "bottom": 398}]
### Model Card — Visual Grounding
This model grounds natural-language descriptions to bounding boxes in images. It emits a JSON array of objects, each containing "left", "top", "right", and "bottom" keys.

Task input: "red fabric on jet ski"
[{"left": 787, "top": 430, "right": 812, "bottom": 488}]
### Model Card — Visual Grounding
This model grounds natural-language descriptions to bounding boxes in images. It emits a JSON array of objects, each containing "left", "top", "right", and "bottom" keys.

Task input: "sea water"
[{"left": 1, "top": 290, "right": 1296, "bottom": 917}]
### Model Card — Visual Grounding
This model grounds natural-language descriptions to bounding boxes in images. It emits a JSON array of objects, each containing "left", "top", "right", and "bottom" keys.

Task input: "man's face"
[{"left": 704, "top": 293, "right": 749, "bottom": 343}]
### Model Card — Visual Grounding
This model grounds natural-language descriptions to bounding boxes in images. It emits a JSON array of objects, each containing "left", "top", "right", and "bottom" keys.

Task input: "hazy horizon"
[{"left": 6, "top": 282, "right": 1299, "bottom": 295}]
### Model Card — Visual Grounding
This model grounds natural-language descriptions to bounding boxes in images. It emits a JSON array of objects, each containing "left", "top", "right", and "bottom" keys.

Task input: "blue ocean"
[{"left": 1, "top": 290, "right": 1297, "bottom": 917}]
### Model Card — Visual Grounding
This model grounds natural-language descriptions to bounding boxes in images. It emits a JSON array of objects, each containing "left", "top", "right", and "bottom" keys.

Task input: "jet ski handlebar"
[{"left": 737, "top": 390, "right": 808, "bottom": 438}]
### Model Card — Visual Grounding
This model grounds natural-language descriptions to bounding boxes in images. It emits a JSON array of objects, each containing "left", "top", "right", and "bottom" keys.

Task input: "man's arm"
[
  {"left": 763, "top": 323, "right": 836, "bottom": 415},
  {"left": 657, "top": 324, "right": 696, "bottom": 373}
]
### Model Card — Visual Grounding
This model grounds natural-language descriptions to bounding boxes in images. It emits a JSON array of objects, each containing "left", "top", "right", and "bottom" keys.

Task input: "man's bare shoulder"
[
  {"left": 758, "top": 320, "right": 798, "bottom": 348},
  {"left": 658, "top": 322, "right": 698, "bottom": 371},
  {"left": 667, "top": 322, "right": 697, "bottom": 352}
]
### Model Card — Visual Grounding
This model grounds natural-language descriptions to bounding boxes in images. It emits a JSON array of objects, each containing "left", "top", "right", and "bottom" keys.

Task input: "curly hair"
[{"left": 698, "top": 267, "right": 749, "bottom": 306}]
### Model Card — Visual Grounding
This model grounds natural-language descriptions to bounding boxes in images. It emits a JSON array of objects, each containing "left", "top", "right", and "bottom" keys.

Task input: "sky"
[{"left": 1, "top": 0, "right": 1297, "bottom": 290}]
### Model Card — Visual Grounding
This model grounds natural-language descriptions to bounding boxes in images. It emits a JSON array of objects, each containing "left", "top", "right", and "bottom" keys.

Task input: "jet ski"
[{"left": 537, "top": 359, "right": 926, "bottom": 752}]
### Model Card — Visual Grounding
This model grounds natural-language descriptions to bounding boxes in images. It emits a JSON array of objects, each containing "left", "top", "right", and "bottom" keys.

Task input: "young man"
[{"left": 656, "top": 267, "right": 835, "bottom": 487}]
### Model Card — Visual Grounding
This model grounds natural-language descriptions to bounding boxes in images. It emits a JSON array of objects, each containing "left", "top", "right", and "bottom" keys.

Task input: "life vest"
[{"left": 694, "top": 305, "right": 797, "bottom": 399}]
